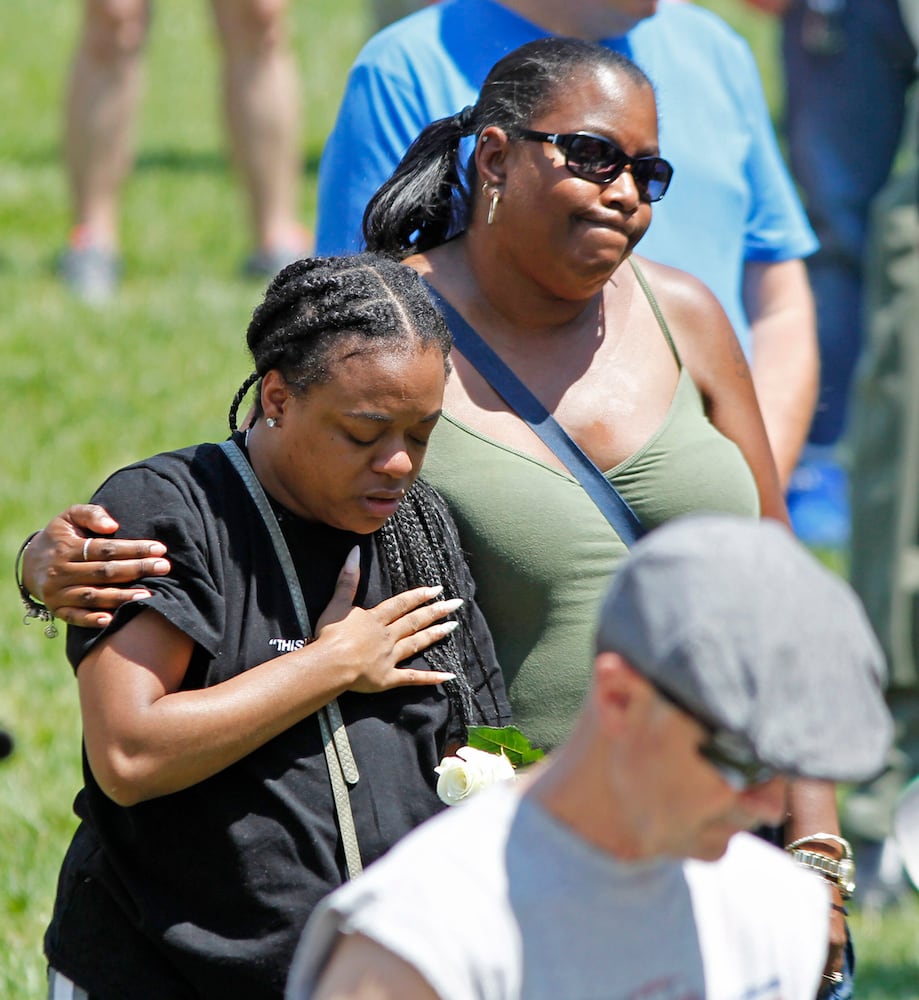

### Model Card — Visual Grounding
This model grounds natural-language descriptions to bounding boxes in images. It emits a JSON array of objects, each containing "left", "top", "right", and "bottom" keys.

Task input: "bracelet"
[
  {"left": 831, "top": 903, "right": 849, "bottom": 917},
  {"left": 15, "top": 532, "right": 58, "bottom": 638},
  {"left": 785, "top": 833, "right": 852, "bottom": 858}
]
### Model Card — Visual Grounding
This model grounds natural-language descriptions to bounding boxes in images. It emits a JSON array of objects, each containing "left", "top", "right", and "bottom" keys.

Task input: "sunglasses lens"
[
  {"left": 566, "top": 135, "right": 672, "bottom": 202},
  {"left": 566, "top": 135, "right": 628, "bottom": 184},
  {"left": 637, "top": 161, "right": 673, "bottom": 202},
  {"left": 700, "top": 736, "right": 777, "bottom": 791}
]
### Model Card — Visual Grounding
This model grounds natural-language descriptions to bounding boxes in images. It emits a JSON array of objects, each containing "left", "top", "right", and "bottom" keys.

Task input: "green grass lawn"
[{"left": 1, "top": 2, "right": 917, "bottom": 997}]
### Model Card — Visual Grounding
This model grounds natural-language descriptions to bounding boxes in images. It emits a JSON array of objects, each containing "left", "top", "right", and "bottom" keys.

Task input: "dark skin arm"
[
  {"left": 80, "top": 550, "right": 460, "bottom": 806},
  {"left": 784, "top": 780, "right": 850, "bottom": 991}
]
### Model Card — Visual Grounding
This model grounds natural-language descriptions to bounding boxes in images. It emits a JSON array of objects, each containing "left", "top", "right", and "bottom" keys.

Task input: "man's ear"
[
  {"left": 474, "top": 125, "right": 511, "bottom": 189},
  {"left": 592, "top": 652, "right": 652, "bottom": 733},
  {"left": 592, "top": 652, "right": 635, "bottom": 731}
]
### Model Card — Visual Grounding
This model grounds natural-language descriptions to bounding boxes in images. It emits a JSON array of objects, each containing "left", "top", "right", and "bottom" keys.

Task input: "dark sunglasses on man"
[{"left": 654, "top": 683, "right": 781, "bottom": 790}]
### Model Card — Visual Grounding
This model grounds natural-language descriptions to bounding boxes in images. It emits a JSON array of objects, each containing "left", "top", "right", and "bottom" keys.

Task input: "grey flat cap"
[{"left": 595, "top": 514, "right": 892, "bottom": 783}]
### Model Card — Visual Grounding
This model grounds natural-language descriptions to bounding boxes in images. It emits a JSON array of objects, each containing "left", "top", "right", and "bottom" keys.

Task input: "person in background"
[
  {"left": 20, "top": 38, "right": 851, "bottom": 985},
  {"left": 368, "top": 0, "right": 428, "bottom": 31},
  {"left": 838, "top": 95, "right": 919, "bottom": 909},
  {"left": 746, "top": 0, "right": 918, "bottom": 908},
  {"left": 58, "top": 0, "right": 311, "bottom": 304},
  {"left": 287, "top": 514, "right": 893, "bottom": 1000},
  {"left": 315, "top": 0, "right": 819, "bottom": 488},
  {"left": 742, "top": 0, "right": 916, "bottom": 546},
  {"left": 41, "top": 253, "right": 510, "bottom": 999}
]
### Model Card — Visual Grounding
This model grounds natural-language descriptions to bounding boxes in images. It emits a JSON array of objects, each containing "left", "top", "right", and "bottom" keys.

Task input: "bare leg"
[
  {"left": 210, "top": 0, "right": 309, "bottom": 262},
  {"left": 63, "top": 0, "right": 151, "bottom": 251}
]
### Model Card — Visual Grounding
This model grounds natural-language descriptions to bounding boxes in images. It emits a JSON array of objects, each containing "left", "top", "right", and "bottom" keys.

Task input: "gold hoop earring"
[{"left": 487, "top": 189, "right": 500, "bottom": 226}]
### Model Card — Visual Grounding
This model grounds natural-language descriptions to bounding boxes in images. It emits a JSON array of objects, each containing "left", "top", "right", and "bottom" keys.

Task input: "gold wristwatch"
[{"left": 786, "top": 833, "right": 856, "bottom": 899}]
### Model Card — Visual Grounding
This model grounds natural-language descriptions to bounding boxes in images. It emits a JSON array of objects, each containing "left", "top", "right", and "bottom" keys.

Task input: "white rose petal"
[{"left": 435, "top": 746, "right": 516, "bottom": 805}]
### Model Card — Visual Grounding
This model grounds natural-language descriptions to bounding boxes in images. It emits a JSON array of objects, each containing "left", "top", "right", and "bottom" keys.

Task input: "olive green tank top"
[{"left": 422, "top": 265, "right": 760, "bottom": 752}]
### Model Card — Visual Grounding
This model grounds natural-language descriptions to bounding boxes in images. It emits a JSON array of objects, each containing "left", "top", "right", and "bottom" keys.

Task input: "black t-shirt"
[{"left": 45, "top": 436, "right": 510, "bottom": 1000}]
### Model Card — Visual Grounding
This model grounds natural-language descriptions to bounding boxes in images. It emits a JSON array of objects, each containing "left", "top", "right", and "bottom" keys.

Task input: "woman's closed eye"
[
  {"left": 347, "top": 432, "right": 383, "bottom": 447},
  {"left": 345, "top": 430, "right": 432, "bottom": 448}
]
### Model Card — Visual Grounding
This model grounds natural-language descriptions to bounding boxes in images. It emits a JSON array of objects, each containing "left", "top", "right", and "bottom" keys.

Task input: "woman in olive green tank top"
[
  {"left": 359, "top": 43, "right": 845, "bottom": 975},
  {"left": 421, "top": 272, "right": 759, "bottom": 751},
  {"left": 362, "top": 43, "right": 783, "bottom": 751}
]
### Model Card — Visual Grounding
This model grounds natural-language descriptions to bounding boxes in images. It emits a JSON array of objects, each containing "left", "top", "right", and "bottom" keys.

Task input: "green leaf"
[{"left": 466, "top": 725, "right": 545, "bottom": 768}]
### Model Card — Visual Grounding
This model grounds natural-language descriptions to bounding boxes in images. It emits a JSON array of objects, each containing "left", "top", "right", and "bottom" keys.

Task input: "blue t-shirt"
[{"left": 315, "top": 0, "right": 817, "bottom": 352}]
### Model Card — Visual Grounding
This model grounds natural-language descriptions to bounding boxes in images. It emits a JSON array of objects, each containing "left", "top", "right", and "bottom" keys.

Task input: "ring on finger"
[{"left": 82, "top": 538, "right": 92, "bottom": 563}]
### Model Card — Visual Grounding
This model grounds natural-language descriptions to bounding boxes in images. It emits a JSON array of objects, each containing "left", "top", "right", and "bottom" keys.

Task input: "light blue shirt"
[{"left": 315, "top": 0, "right": 817, "bottom": 352}]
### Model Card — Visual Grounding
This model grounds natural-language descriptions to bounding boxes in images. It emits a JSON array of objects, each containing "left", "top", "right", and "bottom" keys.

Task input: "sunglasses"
[
  {"left": 697, "top": 729, "right": 780, "bottom": 792},
  {"left": 655, "top": 684, "right": 780, "bottom": 791},
  {"left": 514, "top": 129, "right": 674, "bottom": 203}
]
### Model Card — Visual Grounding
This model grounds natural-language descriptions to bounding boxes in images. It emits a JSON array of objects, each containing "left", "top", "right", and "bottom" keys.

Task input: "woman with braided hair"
[{"left": 41, "top": 252, "right": 510, "bottom": 1000}]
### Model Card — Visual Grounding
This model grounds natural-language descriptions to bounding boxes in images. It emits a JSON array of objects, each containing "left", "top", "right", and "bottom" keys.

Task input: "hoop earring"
[{"left": 487, "top": 188, "right": 500, "bottom": 226}]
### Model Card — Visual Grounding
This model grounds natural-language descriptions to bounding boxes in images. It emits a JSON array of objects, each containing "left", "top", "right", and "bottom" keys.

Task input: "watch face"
[{"left": 838, "top": 857, "right": 856, "bottom": 896}]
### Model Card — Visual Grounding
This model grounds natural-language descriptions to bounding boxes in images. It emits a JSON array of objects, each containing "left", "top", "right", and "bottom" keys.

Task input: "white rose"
[{"left": 435, "top": 745, "right": 516, "bottom": 806}]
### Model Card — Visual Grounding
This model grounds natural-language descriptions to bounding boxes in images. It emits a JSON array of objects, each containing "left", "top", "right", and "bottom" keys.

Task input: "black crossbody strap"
[
  {"left": 219, "top": 439, "right": 363, "bottom": 878},
  {"left": 427, "top": 288, "right": 644, "bottom": 546}
]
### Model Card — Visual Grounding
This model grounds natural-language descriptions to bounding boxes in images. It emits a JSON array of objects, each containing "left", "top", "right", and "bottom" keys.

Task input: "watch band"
[{"left": 786, "top": 834, "right": 856, "bottom": 898}]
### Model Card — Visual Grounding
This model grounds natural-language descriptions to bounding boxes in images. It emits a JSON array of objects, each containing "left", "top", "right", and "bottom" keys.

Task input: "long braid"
[
  {"left": 228, "top": 372, "right": 260, "bottom": 432},
  {"left": 229, "top": 252, "right": 504, "bottom": 736},
  {"left": 377, "top": 479, "right": 504, "bottom": 730}
]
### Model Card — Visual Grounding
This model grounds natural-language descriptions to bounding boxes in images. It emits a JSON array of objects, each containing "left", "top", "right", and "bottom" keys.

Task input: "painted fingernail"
[
  {"left": 438, "top": 620, "right": 459, "bottom": 634},
  {"left": 440, "top": 598, "right": 464, "bottom": 612},
  {"left": 428, "top": 584, "right": 444, "bottom": 597}
]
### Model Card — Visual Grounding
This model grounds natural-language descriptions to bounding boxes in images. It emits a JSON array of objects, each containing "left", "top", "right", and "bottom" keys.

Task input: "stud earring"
[{"left": 266, "top": 417, "right": 277, "bottom": 428}]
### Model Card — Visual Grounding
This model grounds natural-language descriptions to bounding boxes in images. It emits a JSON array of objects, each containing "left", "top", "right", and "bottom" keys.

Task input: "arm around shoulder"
[{"left": 20, "top": 504, "right": 170, "bottom": 629}]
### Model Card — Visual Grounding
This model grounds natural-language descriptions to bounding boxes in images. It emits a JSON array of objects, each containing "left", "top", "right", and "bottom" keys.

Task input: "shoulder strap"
[
  {"left": 426, "top": 288, "right": 644, "bottom": 546},
  {"left": 219, "top": 438, "right": 363, "bottom": 879},
  {"left": 628, "top": 257, "right": 682, "bottom": 367}
]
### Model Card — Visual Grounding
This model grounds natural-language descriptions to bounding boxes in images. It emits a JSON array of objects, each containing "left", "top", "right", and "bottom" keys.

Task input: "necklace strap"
[{"left": 219, "top": 439, "right": 363, "bottom": 878}]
